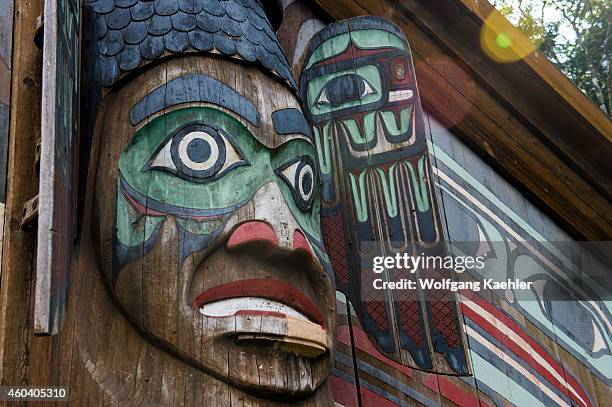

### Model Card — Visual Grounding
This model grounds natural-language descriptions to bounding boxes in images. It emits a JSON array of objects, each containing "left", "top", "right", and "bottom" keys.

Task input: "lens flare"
[{"left": 481, "top": 11, "right": 538, "bottom": 63}]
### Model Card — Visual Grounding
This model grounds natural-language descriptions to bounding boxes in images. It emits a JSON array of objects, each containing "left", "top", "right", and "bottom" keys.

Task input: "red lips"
[{"left": 193, "top": 279, "right": 326, "bottom": 329}]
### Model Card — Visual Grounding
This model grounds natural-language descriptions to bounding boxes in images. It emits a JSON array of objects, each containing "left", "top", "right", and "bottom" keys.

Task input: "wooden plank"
[
  {"left": 311, "top": 0, "right": 612, "bottom": 242},
  {"left": 455, "top": 0, "right": 612, "bottom": 144},
  {"left": 0, "top": 0, "right": 42, "bottom": 388},
  {"left": 35, "top": 0, "right": 80, "bottom": 334}
]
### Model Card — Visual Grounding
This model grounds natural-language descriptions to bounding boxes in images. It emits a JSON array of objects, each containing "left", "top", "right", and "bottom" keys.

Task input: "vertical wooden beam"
[{"left": 0, "top": 0, "right": 42, "bottom": 388}]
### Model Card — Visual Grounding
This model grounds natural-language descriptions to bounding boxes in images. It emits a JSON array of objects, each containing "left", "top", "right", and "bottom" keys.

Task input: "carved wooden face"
[{"left": 90, "top": 54, "right": 335, "bottom": 396}]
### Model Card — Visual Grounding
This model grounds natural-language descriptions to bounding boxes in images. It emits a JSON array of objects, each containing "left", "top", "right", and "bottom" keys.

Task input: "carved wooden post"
[
  {"left": 300, "top": 16, "right": 469, "bottom": 374},
  {"left": 58, "top": 0, "right": 336, "bottom": 404}
]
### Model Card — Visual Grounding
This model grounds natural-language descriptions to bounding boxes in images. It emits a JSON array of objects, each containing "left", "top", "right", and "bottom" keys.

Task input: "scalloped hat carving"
[{"left": 86, "top": 0, "right": 297, "bottom": 89}]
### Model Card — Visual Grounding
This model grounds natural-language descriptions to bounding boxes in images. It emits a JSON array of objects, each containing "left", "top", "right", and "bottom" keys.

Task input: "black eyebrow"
[
  {"left": 271, "top": 108, "right": 313, "bottom": 143},
  {"left": 129, "top": 73, "right": 260, "bottom": 127}
]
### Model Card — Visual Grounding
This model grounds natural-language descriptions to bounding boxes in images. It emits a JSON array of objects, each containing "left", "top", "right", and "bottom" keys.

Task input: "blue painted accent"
[
  {"left": 129, "top": 73, "right": 260, "bottom": 127},
  {"left": 271, "top": 108, "right": 313, "bottom": 141},
  {"left": 334, "top": 353, "right": 440, "bottom": 407}
]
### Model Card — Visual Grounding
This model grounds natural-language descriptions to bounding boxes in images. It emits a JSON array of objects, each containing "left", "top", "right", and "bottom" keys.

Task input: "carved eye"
[
  {"left": 147, "top": 124, "right": 247, "bottom": 182},
  {"left": 276, "top": 156, "right": 317, "bottom": 211},
  {"left": 316, "top": 73, "right": 377, "bottom": 106}
]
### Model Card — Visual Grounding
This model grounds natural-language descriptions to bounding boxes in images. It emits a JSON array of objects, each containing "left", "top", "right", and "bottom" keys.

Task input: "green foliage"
[{"left": 493, "top": 0, "right": 611, "bottom": 117}]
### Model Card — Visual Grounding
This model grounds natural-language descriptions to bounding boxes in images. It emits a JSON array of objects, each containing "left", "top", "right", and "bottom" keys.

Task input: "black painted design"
[
  {"left": 271, "top": 108, "right": 313, "bottom": 141},
  {"left": 302, "top": 16, "right": 469, "bottom": 374},
  {"left": 85, "top": 0, "right": 297, "bottom": 89},
  {"left": 129, "top": 73, "right": 260, "bottom": 126}
]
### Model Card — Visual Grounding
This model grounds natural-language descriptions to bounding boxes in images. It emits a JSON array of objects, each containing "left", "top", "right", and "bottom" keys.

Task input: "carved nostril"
[
  {"left": 226, "top": 221, "right": 278, "bottom": 250},
  {"left": 293, "top": 229, "right": 312, "bottom": 255}
]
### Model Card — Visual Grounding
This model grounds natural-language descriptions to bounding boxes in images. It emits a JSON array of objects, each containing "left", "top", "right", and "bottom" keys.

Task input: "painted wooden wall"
[
  {"left": 276, "top": 1, "right": 611, "bottom": 406},
  {"left": 328, "top": 111, "right": 611, "bottom": 407}
]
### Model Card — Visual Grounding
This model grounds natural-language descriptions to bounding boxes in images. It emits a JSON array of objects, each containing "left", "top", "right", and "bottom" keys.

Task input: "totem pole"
[
  {"left": 67, "top": 0, "right": 336, "bottom": 404},
  {"left": 300, "top": 17, "right": 469, "bottom": 374}
]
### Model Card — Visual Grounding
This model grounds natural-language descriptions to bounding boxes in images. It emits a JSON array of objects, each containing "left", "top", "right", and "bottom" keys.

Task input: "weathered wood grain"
[{"left": 0, "top": 0, "right": 41, "bottom": 391}]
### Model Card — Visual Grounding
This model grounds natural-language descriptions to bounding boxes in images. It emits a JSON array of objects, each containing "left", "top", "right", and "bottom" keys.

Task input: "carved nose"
[
  {"left": 226, "top": 221, "right": 312, "bottom": 256},
  {"left": 226, "top": 221, "right": 277, "bottom": 250}
]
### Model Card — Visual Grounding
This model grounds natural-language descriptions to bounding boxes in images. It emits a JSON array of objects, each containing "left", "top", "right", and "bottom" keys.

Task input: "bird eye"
[
  {"left": 276, "top": 156, "right": 317, "bottom": 211},
  {"left": 147, "top": 124, "right": 248, "bottom": 182},
  {"left": 316, "top": 73, "right": 377, "bottom": 106}
]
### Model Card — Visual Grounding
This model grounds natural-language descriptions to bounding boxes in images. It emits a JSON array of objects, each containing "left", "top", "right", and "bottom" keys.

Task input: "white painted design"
[
  {"left": 178, "top": 131, "right": 218, "bottom": 171},
  {"left": 293, "top": 18, "right": 326, "bottom": 67},
  {"left": 199, "top": 297, "right": 310, "bottom": 322},
  {"left": 316, "top": 88, "right": 330, "bottom": 105},
  {"left": 433, "top": 165, "right": 611, "bottom": 335},
  {"left": 150, "top": 138, "right": 177, "bottom": 171},
  {"left": 298, "top": 164, "right": 314, "bottom": 202},
  {"left": 592, "top": 320, "right": 607, "bottom": 353},
  {"left": 462, "top": 296, "right": 588, "bottom": 407},
  {"left": 466, "top": 325, "right": 571, "bottom": 407},
  {"left": 388, "top": 89, "right": 413, "bottom": 102}
]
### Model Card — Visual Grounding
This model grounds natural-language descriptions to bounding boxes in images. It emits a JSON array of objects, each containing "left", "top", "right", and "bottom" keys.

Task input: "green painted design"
[
  {"left": 406, "top": 156, "right": 430, "bottom": 212},
  {"left": 305, "top": 33, "right": 351, "bottom": 70},
  {"left": 120, "top": 107, "right": 270, "bottom": 211},
  {"left": 176, "top": 218, "right": 224, "bottom": 235},
  {"left": 117, "top": 106, "right": 324, "bottom": 247},
  {"left": 116, "top": 186, "right": 164, "bottom": 247},
  {"left": 305, "top": 30, "right": 407, "bottom": 69},
  {"left": 349, "top": 171, "right": 369, "bottom": 222},
  {"left": 271, "top": 139, "right": 323, "bottom": 240},
  {"left": 380, "top": 106, "right": 412, "bottom": 136},
  {"left": 375, "top": 165, "right": 398, "bottom": 218},
  {"left": 350, "top": 30, "right": 407, "bottom": 52},
  {"left": 306, "top": 65, "right": 382, "bottom": 116},
  {"left": 314, "top": 125, "right": 332, "bottom": 175},
  {"left": 338, "top": 113, "right": 376, "bottom": 146}
]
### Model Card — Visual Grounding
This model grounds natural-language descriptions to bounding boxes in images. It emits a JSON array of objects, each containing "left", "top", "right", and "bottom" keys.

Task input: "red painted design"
[
  {"left": 424, "top": 374, "right": 489, "bottom": 407},
  {"left": 313, "top": 43, "right": 397, "bottom": 68},
  {"left": 426, "top": 269, "right": 459, "bottom": 347},
  {"left": 192, "top": 279, "right": 326, "bottom": 328},
  {"left": 398, "top": 300, "right": 423, "bottom": 346},
  {"left": 461, "top": 291, "right": 591, "bottom": 407},
  {"left": 292, "top": 229, "right": 312, "bottom": 255},
  {"left": 323, "top": 214, "right": 349, "bottom": 283},
  {"left": 329, "top": 375, "right": 359, "bottom": 407},
  {"left": 367, "top": 300, "right": 389, "bottom": 331},
  {"left": 337, "top": 325, "right": 412, "bottom": 378},
  {"left": 360, "top": 385, "right": 401, "bottom": 407},
  {"left": 226, "top": 221, "right": 278, "bottom": 249}
]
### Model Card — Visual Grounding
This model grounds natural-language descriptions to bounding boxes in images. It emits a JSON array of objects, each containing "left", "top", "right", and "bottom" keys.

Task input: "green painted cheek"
[
  {"left": 116, "top": 187, "right": 164, "bottom": 247},
  {"left": 176, "top": 218, "right": 224, "bottom": 235}
]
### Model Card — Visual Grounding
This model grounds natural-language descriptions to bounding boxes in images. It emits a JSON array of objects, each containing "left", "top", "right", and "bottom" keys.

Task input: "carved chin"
[{"left": 109, "top": 218, "right": 333, "bottom": 397}]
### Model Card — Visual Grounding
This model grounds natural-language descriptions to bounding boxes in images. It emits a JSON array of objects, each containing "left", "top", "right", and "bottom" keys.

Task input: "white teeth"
[
  {"left": 388, "top": 89, "right": 413, "bottom": 102},
  {"left": 198, "top": 297, "right": 310, "bottom": 322}
]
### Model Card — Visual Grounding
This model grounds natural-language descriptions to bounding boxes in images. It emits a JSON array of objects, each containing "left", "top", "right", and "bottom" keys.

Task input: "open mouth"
[
  {"left": 198, "top": 297, "right": 311, "bottom": 321},
  {"left": 193, "top": 278, "right": 326, "bottom": 328},
  {"left": 193, "top": 279, "right": 329, "bottom": 358}
]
